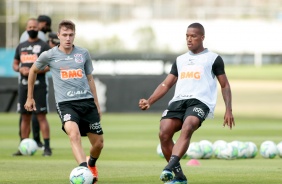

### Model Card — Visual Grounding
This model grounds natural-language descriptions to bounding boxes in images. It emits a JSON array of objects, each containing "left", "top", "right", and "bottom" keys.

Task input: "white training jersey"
[{"left": 169, "top": 49, "right": 225, "bottom": 118}]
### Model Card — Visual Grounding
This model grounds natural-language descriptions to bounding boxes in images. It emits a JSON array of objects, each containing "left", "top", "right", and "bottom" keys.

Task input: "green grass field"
[
  {"left": 1, "top": 65, "right": 282, "bottom": 184},
  {"left": 0, "top": 112, "right": 281, "bottom": 184}
]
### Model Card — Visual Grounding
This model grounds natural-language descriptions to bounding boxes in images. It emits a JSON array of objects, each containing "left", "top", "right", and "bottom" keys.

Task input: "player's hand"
[
  {"left": 223, "top": 110, "right": 235, "bottom": 129},
  {"left": 139, "top": 99, "right": 150, "bottom": 110},
  {"left": 19, "top": 67, "right": 30, "bottom": 76},
  {"left": 24, "top": 98, "right": 37, "bottom": 111}
]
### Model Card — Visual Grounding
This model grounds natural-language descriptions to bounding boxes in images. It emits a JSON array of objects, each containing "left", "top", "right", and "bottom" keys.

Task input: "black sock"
[
  {"left": 44, "top": 139, "right": 50, "bottom": 149},
  {"left": 88, "top": 155, "right": 97, "bottom": 167},
  {"left": 172, "top": 163, "right": 186, "bottom": 180},
  {"left": 164, "top": 155, "right": 180, "bottom": 171},
  {"left": 79, "top": 162, "right": 87, "bottom": 167}
]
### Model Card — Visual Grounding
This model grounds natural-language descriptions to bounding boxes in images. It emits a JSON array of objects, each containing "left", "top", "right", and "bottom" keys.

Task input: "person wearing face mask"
[
  {"left": 19, "top": 15, "right": 52, "bottom": 43},
  {"left": 12, "top": 18, "right": 52, "bottom": 157},
  {"left": 15, "top": 15, "right": 52, "bottom": 152}
]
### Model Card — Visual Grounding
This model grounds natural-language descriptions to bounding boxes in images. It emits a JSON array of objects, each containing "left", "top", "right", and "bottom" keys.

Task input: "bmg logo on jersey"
[
  {"left": 180, "top": 71, "right": 200, "bottom": 79},
  {"left": 60, "top": 69, "right": 83, "bottom": 79},
  {"left": 180, "top": 65, "right": 203, "bottom": 80},
  {"left": 193, "top": 107, "right": 205, "bottom": 118}
]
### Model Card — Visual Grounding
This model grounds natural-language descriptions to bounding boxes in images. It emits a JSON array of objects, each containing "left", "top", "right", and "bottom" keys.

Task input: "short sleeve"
[
  {"left": 35, "top": 51, "right": 49, "bottom": 70},
  {"left": 169, "top": 61, "right": 178, "bottom": 77},
  {"left": 84, "top": 50, "right": 94, "bottom": 75},
  {"left": 212, "top": 56, "right": 225, "bottom": 76}
]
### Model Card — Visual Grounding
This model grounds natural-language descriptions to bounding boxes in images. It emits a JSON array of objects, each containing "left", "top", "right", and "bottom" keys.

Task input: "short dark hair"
[
  {"left": 58, "top": 20, "right": 76, "bottom": 33},
  {"left": 188, "top": 23, "right": 205, "bottom": 35},
  {"left": 48, "top": 32, "right": 59, "bottom": 45},
  {"left": 38, "top": 15, "right": 52, "bottom": 26}
]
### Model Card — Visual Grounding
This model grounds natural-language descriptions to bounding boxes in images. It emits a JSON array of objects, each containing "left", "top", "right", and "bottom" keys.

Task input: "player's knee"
[
  {"left": 94, "top": 139, "right": 103, "bottom": 150},
  {"left": 159, "top": 130, "right": 173, "bottom": 143},
  {"left": 68, "top": 131, "right": 81, "bottom": 143}
]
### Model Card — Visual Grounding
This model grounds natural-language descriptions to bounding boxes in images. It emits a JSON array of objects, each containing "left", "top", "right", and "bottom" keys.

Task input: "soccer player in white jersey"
[
  {"left": 139, "top": 23, "right": 235, "bottom": 184},
  {"left": 25, "top": 20, "right": 103, "bottom": 184}
]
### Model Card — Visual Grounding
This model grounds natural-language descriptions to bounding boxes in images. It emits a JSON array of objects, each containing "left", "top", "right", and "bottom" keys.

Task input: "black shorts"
[
  {"left": 18, "top": 84, "right": 48, "bottom": 114},
  {"left": 56, "top": 98, "right": 103, "bottom": 136},
  {"left": 161, "top": 99, "right": 210, "bottom": 126}
]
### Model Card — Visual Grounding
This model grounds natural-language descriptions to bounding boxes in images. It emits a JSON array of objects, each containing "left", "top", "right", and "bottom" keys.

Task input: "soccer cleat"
[
  {"left": 88, "top": 165, "right": 98, "bottom": 184},
  {"left": 42, "top": 147, "right": 52, "bottom": 156},
  {"left": 160, "top": 170, "right": 173, "bottom": 182},
  {"left": 164, "top": 179, "right": 188, "bottom": 184},
  {"left": 36, "top": 141, "right": 45, "bottom": 150},
  {"left": 12, "top": 150, "right": 23, "bottom": 156}
]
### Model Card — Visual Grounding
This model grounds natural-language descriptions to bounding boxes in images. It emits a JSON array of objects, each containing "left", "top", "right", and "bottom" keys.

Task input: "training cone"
[{"left": 186, "top": 159, "right": 200, "bottom": 166}]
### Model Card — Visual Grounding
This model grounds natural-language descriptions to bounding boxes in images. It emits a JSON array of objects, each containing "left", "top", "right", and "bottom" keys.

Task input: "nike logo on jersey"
[
  {"left": 54, "top": 56, "right": 74, "bottom": 63},
  {"left": 54, "top": 59, "right": 62, "bottom": 62}
]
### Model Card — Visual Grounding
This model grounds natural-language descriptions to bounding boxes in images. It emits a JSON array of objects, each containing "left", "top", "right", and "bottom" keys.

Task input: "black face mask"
[{"left": 27, "top": 30, "right": 38, "bottom": 38}]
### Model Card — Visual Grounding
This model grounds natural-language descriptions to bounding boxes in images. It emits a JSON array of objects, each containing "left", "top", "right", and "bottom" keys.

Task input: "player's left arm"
[
  {"left": 217, "top": 74, "right": 235, "bottom": 129},
  {"left": 36, "top": 46, "right": 51, "bottom": 74},
  {"left": 213, "top": 55, "right": 235, "bottom": 129},
  {"left": 87, "top": 74, "right": 102, "bottom": 118}
]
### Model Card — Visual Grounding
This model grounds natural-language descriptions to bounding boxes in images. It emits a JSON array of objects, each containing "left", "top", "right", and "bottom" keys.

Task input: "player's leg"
[
  {"left": 21, "top": 113, "right": 32, "bottom": 138},
  {"left": 159, "top": 118, "right": 183, "bottom": 182},
  {"left": 18, "top": 115, "right": 22, "bottom": 141},
  {"left": 31, "top": 113, "right": 44, "bottom": 148},
  {"left": 159, "top": 118, "right": 183, "bottom": 161},
  {"left": 12, "top": 115, "right": 24, "bottom": 156},
  {"left": 164, "top": 99, "right": 210, "bottom": 184},
  {"left": 87, "top": 133, "right": 104, "bottom": 183},
  {"left": 162, "top": 116, "right": 200, "bottom": 184},
  {"left": 13, "top": 86, "right": 29, "bottom": 156},
  {"left": 64, "top": 121, "right": 87, "bottom": 163},
  {"left": 34, "top": 85, "right": 50, "bottom": 155},
  {"left": 36, "top": 113, "right": 51, "bottom": 156},
  {"left": 83, "top": 100, "right": 104, "bottom": 183}
]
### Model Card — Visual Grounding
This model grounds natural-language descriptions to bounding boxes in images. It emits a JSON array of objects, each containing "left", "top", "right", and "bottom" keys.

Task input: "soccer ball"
[
  {"left": 245, "top": 141, "right": 258, "bottom": 158},
  {"left": 236, "top": 141, "right": 249, "bottom": 159},
  {"left": 213, "top": 140, "right": 227, "bottom": 158},
  {"left": 217, "top": 143, "right": 238, "bottom": 160},
  {"left": 18, "top": 138, "right": 38, "bottom": 155},
  {"left": 199, "top": 140, "right": 213, "bottom": 159},
  {"left": 277, "top": 141, "right": 282, "bottom": 158},
  {"left": 156, "top": 143, "right": 164, "bottom": 158},
  {"left": 69, "top": 166, "right": 93, "bottom": 184},
  {"left": 186, "top": 142, "right": 203, "bottom": 159},
  {"left": 260, "top": 141, "right": 278, "bottom": 159}
]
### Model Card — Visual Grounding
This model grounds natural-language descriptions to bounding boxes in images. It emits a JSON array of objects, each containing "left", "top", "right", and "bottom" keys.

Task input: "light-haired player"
[
  {"left": 139, "top": 22, "right": 235, "bottom": 184},
  {"left": 25, "top": 20, "right": 103, "bottom": 183}
]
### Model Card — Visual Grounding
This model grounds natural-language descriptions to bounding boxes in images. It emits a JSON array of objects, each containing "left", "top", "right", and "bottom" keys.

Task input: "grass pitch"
[{"left": 0, "top": 112, "right": 281, "bottom": 184}]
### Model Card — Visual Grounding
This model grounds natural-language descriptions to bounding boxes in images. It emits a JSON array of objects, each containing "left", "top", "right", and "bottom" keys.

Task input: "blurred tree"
[{"left": 134, "top": 26, "right": 157, "bottom": 52}]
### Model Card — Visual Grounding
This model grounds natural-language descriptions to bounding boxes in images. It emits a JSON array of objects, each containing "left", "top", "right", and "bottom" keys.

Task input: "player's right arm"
[
  {"left": 24, "top": 63, "right": 41, "bottom": 111},
  {"left": 139, "top": 74, "right": 177, "bottom": 110}
]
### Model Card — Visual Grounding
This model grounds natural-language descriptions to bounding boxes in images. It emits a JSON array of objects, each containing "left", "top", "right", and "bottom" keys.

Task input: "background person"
[
  {"left": 12, "top": 18, "right": 52, "bottom": 156},
  {"left": 139, "top": 22, "right": 235, "bottom": 184},
  {"left": 16, "top": 15, "right": 53, "bottom": 151},
  {"left": 48, "top": 32, "right": 60, "bottom": 48},
  {"left": 25, "top": 20, "right": 104, "bottom": 183},
  {"left": 20, "top": 15, "right": 52, "bottom": 43}
]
